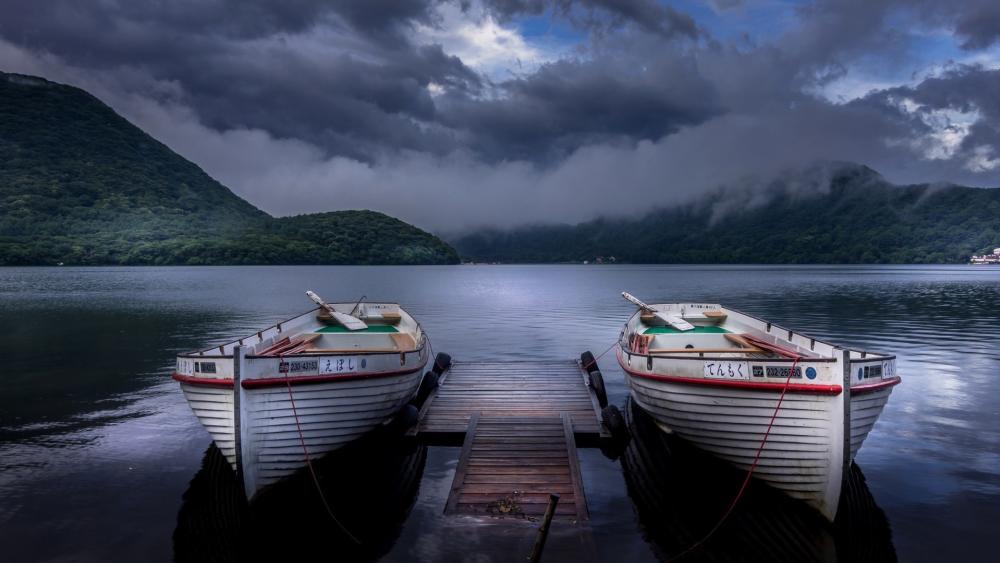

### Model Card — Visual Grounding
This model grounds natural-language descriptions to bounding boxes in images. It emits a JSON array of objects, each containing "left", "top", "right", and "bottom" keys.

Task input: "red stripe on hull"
[
  {"left": 850, "top": 377, "right": 901, "bottom": 395},
  {"left": 172, "top": 373, "right": 234, "bottom": 388},
  {"left": 240, "top": 362, "right": 426, "bottom": 389},
  {"left": 617, "top": 349, "right": 843, "bottom": 395}
]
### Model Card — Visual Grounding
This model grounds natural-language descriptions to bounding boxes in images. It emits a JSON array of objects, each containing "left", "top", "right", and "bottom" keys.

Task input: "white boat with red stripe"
[
  {"left": 173, "top": 291, "right": 430, "bottom": 500},
  {"left": 616, "top": 293, "right": 900, "bottom": 521}
]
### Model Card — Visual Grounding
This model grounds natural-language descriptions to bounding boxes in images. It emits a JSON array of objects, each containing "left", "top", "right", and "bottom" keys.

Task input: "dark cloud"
[
  {"left": 0, "top": 0, "right": 716, "bottom": 164},
  {"left": 440, "top": 53, "right": 721, "bottom": 161},
  {"left": 0, "top": 0, "right": 998, "bottom": 230},
  {"left": 480, "top": 0, "right": 699, "bottom": 39},
  {"left": 862, "top": 65, "right": 1000, "bottom": 166},
  {"left": 954, "top": 3, "right": 1000, "bottom": 49},
  {"left": 0, "top": 0, "right": 478, "bottom": 162},
  {"left": 706, "top": 0, "right": 743, "bottom": 10}
]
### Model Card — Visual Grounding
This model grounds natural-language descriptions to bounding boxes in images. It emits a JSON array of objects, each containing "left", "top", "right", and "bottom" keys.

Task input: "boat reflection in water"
[
  {"left": 173, "top": 430, "right": 426, "bottom": 562},
  {"left": 620, "top": 399, "right": 896, "bottom": 562}
]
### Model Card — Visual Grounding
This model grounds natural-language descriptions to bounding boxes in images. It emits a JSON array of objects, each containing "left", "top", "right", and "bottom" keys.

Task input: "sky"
[{"left": 2, "top": 0, "right": 1000, "bottom": 232}]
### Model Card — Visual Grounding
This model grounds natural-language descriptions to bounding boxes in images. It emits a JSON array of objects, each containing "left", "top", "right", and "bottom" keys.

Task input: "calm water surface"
[{"left": 0, "top": 265, "right": 998, "bottom": 562}]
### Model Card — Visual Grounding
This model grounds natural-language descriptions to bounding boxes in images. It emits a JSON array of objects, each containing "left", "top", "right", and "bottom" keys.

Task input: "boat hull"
[
  {"left": 175, "top": 350, "right": 426, "bottom": 499},
  {"left": 622, "top": 357, "right": 846, "bottom": 520},
  {"left": 849, "top": 385, "right": 894, "bottom": 460},
  {"left": 238, "top": 366, "right": 424, "bottom": 496},
  {"left": 619, "top": 352, "right": 897, "bottom": 521},
  {"left": 173, "top": 300, "right": 430, "bottom": 499},
  {"left": 179, "top": 383, "right": 238, "bottom": 467},
  {"left": 615, "top": 302, "right": 900, "bottom": 521}
]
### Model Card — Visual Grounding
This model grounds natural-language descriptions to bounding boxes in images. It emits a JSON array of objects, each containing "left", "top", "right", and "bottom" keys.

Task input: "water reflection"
[
  {"left": 620, "top": 399, "right": 896, "bottom": 562},
  {"left": 173, "top": 431, "right": 426, "bottom": 562}
]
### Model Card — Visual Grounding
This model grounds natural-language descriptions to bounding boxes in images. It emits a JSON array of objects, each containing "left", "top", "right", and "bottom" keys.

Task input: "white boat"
[
  {"left": 173, "top": 292, "right": 430, "bottom": 500},
  {"left": 616, "top": 293, "right": 901, "bottom": 521}
]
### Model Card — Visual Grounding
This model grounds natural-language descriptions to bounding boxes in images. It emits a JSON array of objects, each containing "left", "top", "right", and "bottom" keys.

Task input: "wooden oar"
[
  {"left": 738, "top": 333, "right": 805, "bottom": 359},
  {"left": 723, "top": 333, "right": 764, "bottom": 352},
  {"left": 306, "top": 290, "right": 368, "bottom": 331},
  {"left": 622, "top": 292, "right": 694, "bottom": 331}
]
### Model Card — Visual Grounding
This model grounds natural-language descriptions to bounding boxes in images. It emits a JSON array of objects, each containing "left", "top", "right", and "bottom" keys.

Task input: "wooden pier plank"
[
  {"left": 418, "top": 360, "right": 605, "bottom": 523},
  {"left": 443, "top": 413, "right": 589, "bottom": 522},
  {"left": 444, "top": 412, "right": 480, "bottom": 514},
  {"left": 415, "top": 361, "right": 606, "bottom": 440}
]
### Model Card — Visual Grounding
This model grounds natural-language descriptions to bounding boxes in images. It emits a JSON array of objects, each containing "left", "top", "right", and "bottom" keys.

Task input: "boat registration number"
[
  {"left": 704, "top": 361, "right": 750, "bottom": 380},
  {"left": 319, "top": 356, "right": 364, "bottom": 374}
]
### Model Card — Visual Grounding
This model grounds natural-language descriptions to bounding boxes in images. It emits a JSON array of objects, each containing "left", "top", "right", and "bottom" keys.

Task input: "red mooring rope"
[
  {"left": 582, "top": 339, "right": 621, "bottom": 372},
  {"left": 667, "top": 354, "right": 802, "bottom": 561},
  {"left": 281, "top": 354, "right": 361, "bottom": 544}
]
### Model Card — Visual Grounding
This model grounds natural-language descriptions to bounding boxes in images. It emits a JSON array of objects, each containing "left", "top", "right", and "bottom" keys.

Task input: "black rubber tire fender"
[
  {"left": 390, "top": 404, "right": 419, "bottom": 433},
  {"left": 432, "top": 352, "right": 452, "bottom": 375},
  {"left": 412, "top": 371, "right": 439, "bottom": 409},
  {"left": 589, "top": 370, "right": 609, "bottom": 408},
  {"left": 601, "top": 404, "right": 627, "bottom": 441}
]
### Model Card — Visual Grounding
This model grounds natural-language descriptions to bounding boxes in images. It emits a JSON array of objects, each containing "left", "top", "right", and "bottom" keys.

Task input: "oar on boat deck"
[
  {"left": 621, "top": 292, "right": 694, "bottom": 332},
  {"left": 736, "top": 333, "right": 807, "bottom": 359},
  {"left": 306, "top": 290, "right": 368, "bottom": 331}
]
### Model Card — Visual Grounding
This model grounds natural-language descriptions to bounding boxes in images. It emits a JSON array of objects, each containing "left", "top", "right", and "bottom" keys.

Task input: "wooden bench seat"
[{"left": 390, "top": 333, "right": 416, "bottom": 351}]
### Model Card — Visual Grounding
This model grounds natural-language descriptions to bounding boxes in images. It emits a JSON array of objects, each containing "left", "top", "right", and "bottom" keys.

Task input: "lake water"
[{"left": 0, "top": 265, "right": 997, "bottom": 562}]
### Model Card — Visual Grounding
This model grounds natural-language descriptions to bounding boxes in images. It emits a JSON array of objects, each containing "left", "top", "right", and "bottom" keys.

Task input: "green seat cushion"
[
  {"left": 643, "top": 325, "right": 730, "bottom": 334},
  {"left": 315, "top": 324, "right": 399, "bottom": 333}
]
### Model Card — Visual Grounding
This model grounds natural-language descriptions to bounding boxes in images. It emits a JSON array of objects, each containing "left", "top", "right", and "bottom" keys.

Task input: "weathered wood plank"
[
  {"left": 421, "top": 361, "right": 602, "bottom": 523},
  {"left": 562, "top": 412, "right": 589, "bottom": 521},
  {"left": 416, "top": 360, "right": 604, "bottom": 438},
  {"left": 444, "top": 413, "right": 587, "bottom": 521},
  {"left": 444, "top": 412, "right": 480, "bottom": 514}
]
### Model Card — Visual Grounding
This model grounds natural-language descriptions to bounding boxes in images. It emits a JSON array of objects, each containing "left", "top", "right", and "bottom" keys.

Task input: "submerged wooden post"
[{"left": 529, "top": 494, "right": 560, "bottom": 563}]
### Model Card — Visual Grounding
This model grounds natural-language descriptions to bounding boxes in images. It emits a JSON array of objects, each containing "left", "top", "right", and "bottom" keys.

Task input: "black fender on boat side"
[
  {"left": 588, "top": 370, "right": 609, "bottom": 408},
  {"left": 411, "top": 371, "right": 439, "bottom": 409},
  {"left": 432, "top": 352, "right": 451, "bottom": 375},
  {"left": 389, "top": 403, "right": 420, "bottom": 434},
  {"left": 599, "top": 404, "right": 630, "bottom": 460}
]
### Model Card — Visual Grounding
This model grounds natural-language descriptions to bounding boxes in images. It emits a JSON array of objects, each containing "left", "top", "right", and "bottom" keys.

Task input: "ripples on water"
[{"left": 0, "top": 265, "right": 997, "bottom": 561}]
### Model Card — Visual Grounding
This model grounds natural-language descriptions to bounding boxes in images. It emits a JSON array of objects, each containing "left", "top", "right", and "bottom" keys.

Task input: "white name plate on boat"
[
  {"left": 319, "top": 356, "right": 366, "bottom": 374},
  {"left": 704, "top": 361, "right": 750, "bottom": 380}
]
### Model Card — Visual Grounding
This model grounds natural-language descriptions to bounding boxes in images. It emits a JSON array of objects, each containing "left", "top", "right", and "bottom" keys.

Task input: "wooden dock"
[{"left": 412, "top": 360, "right": 607, "bottom": 522}]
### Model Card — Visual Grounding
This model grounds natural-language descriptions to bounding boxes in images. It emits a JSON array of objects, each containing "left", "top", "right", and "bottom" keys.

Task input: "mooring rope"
[
  {"left": 280, "top": 353, "right": 361, "bottom": 544},
  {"left": 582, "top": 339, "right": 620, "bottom": 372},
  {"left": 667, "top": 354, "right": 802, "bottom": 561}
]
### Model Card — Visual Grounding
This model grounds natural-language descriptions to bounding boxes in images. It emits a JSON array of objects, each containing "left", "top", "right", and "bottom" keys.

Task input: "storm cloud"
[{"left": 1, "top": 0, "right": 999, "bottom": 231}]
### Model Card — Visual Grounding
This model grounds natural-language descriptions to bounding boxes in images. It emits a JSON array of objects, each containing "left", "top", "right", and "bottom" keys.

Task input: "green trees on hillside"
[
  {"left": 0, "top": 73, "right": 458, "bottom": 265},
  {"left": 454, "top": 169, "right": 1000, "bottom": 264}
]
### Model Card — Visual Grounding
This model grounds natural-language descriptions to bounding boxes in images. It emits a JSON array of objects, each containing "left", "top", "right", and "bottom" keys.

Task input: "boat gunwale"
[
  {"left": 177, "top": 344, "right": 429, "bottom": 360},
  {"left": 618, "top": 305, "right": 897, "bottom": 362},
  {"left": 241, "top": 361, "right": 426, "bottom": 388},
  {"left": 849, "top": 377, "right": 901, "bottom": 395},
  {"left": 617, "top": 349, "right": 844, "bottom": 395},
  {"left": 178, "top": 301, "right": 426, "bottom": 357},
  {"left": 172, "top": 360, "right": 426, "bottom": 389}
]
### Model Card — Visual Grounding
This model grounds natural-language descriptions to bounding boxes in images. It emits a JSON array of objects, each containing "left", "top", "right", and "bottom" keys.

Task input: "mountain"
[
  {"left": 452, "top": 165, "right": 1000, "bottom": 264},
  {"left": 0, "top": 72, "right": 458, "bottom": 265}
]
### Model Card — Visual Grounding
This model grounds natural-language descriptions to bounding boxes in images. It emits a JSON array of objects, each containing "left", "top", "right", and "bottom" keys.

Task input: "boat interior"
[
  {"left": 626, "top": 304, "right": 825, "bottom": 360},
  {"left": 254, "top": 303, "right": 423, "bottom": 357}
]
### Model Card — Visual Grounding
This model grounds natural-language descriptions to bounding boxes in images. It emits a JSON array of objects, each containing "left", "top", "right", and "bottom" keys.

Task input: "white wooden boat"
[
  {"left": 616, "top": 294, "right": 901, "bottom": 521},
  {"left": 173, "top": 292, "right": 429, "bottom": 500}
]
